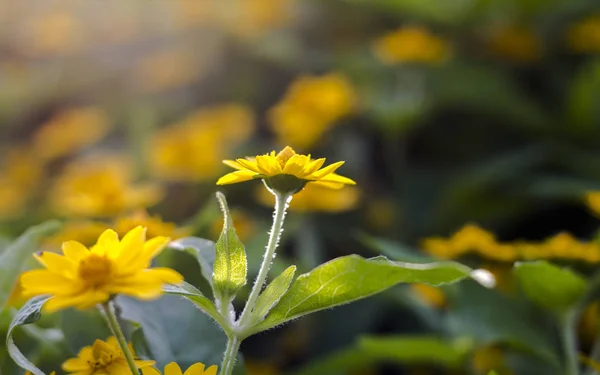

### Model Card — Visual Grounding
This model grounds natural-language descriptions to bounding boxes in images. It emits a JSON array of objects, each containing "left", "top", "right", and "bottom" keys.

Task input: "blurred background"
[{"left": 2, "top": 0, "right": 600, "bottom": 374}]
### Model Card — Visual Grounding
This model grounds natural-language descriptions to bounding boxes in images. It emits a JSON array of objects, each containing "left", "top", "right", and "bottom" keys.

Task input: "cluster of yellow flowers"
[
  {"left": 372, "top": 26, "right": 449, "bottom": 65},
  {"left": 486, "top": 25, "right": 542, "bottom": 63},
  {"left": 268, "top": 73, "right": 357, "bottom": 150},
  {"left": 149, "top": 104, "right": 254, "bottom": 182},
  {"left": 422, "top": 224, "right": 600, "bottom": 263},
  {"left": 567, "top": 13, "right": 600, "bottom": 53}
]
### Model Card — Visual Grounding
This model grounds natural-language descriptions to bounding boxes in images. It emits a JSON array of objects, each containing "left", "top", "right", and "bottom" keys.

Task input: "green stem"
[
  {"left": 220, "top": 336, "right": 241, "bottom": 375},
  {"left": 238, "top": 191, "right": 291, "bottom": 328},
  {"left": 585, "top": 333, "right": 600, "bottom": 375},
  {"left": 101, "top": 301, "right": 140, "bottom": 375},
  {"left": 562, "top": 312, "right": 580, "bottom": 375}
]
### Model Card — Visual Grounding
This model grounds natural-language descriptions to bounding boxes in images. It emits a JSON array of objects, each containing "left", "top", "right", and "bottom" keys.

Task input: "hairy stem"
[
  {"left": 238, "top": 191, "right": 291, "bottom": 328},
  {"left": 220, "top": 336, "right": 241, "bottom": 375},
  {"left": 100, "top": 301, "right": 139, "bottom": 375}
]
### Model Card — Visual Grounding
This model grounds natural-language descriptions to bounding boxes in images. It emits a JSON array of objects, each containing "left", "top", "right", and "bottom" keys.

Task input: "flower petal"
[
  {"left": 216, "top": 171, "right": 256, "bottom": 185},
  {"left": 36, "top": 252, "right": 77, "bottom": 277},
  {"left": 183, "top": 363, "right": 206, "bottom": 375},
  {"left": 282, "top": 154, "right": 310, "bottom": 177},
  {"left": 142, "top": 368, "right": 162, "bottom": 375},
  {"left": 165, "top": 362, "right": 184, "bottom": 375},
  {"left": 303, "top": 158, "right": 326, "bottom": 174},
  {"left": 256, "top": 155, "right": 282, "bottom": 175},
  {"left": 235, "top": 158, "right": 260, "bottom": 173},
  {"left": 309, "top": 161, "right": 345, "bottom": 179},
  {"left": 43, "top": 290, "right": 110, "bottom": 312},
  {"left": 20, "top": 269, "right": 79, "bottom": 295},
  {"left": 62, "top": 240, "right": 90, "bottom": 262},
  {"left": 145, "top": 267, "right": 184, "bottom": 284},
  {"left": 222, "top": 160, "right": 246, "bottom": 170}
]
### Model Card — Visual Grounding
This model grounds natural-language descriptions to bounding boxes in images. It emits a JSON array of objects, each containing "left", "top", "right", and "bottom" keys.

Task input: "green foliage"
[
  {"left": 6, "top": 296, "right": 50, "bottom": 375},
  {"left": 213, "top": 192, "right": 248, "bottom": 307},
  {"left": 168, "top": 237, "right": 216, "bottom": 286},
  {"left": 0, "top": 220, "right": 61, "bottom": 311},
  {"left": 162, "top": 282, "right": 228, "bottom": 330},
  {"left": 250, "top": 265, "right": 297, "bottom": 324},
  {"left": 251, "top": 255, "right": 476, "bottom": 334},
  {"left": 514, "top": 261, "right": 587, "bottom": 314}
]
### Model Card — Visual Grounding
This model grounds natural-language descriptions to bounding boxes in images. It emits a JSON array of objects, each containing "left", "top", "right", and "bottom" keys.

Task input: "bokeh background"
[{"left": 3, "top": 0, "right": 600, "bottom": 374}]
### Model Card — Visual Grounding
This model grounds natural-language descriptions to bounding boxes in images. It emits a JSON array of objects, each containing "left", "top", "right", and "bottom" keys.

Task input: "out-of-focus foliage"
[{"left": 3, "top": 0, "right": 600, "bottom": 374}]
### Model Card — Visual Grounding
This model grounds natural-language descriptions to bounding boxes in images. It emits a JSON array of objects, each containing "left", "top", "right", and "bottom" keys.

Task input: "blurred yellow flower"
[
  {"left": 50, "top": 155, "right": 163, "bottom": 217},
  {"left": 135, "top": 48, "right": 207, "bottom": 93},
  {"left": 586, "top": 192, "right": 600, "bottom": 217},
  {"left": 114, "top": 210, "right": 191, "bottom": 240},
  {"left": 210, "top": 209, "right": 255, "bottom": 242},
  {"left": 410, "top": 284, "right": 446, "bottom": 308},
  {"left": 149, "top": 104, "right": 255, "bottom": 182},
  {"left": 32, "top": 107, "right": 111, "bottom": 161},
  {"left": 246, "top": 361, "right": 279, "bottom": 375},
  {"left": 0, "top": 146, "right": 44, "bottom": 220},
  {"left": 372, "top": 26, "right": 449, "bottom": 65},
  {"left": 142, "top": 362, "right": 218, "bottom": 375},
  {"left": 488, "top": 26, "right": 542, "bottom": 63},
  {"left": 256, "top": 183, "right": 360, "bottom": 212},
  {"left": 43, "top": 221, "right": 108, "bottom": 250},
  {"left": 268, "top": 73, "right": 356, "bottom": 150},
  {"left": 567, "top": 14, "right": 600, "bottom": 53},
  {"left": 62, "top": 336, "right": 154, "bottom": 375},
  {"left": 217, "top": 0, "right": 293, "bottom": 39},
  {"left": 365, "top": 198, "right": 397, "bottom": 231},
  {"left": 217, "top": 146, "right": 356, "bottom": 193},
  {"left": 472, "top": 345, "right": 512, "bottom": 375},
  {"left": 20, "top": 226, "right": 183, "bottom": 312},
  {"left": 25, "top": 11, "right": 81, "bottom": 56},
  {"left": 422, "top": 224, "right": 500, "bottom": 260}
]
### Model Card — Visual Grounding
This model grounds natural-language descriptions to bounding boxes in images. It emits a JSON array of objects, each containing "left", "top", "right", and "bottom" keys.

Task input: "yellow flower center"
[
  {"left": 275, "top": 146, "right": 296, "bottom": 167},
  {"left": 90, "top": 340, "right": 121, "bottom": 369},
  {"left": 79, "top": 254, "right": 113, "bottom": 287}
]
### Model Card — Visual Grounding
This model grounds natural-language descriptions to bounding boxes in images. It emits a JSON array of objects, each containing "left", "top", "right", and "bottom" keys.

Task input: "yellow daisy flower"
[
  {"left": 62, "top": 336, "right": 154, "bottom": 375},
  {"left": 142, "top": 362, "right": 218, "bottom": 375},
  {"left": 20, "top": 226, "right": 183, "bottom": 312},
  {"left": 216, "top": 146, "right": 355, "bottom": 194}
]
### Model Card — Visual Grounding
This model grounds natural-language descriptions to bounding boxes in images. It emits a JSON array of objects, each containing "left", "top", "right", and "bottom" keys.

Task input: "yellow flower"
[
  {"left": 0, "top": 146, "right": 44, "bottom": 220},
  {"left": 32, "top": 107, "right": 111, "bottom": 161},
  {"left": 20, "top": 226, "right": 183, "bottom": 312},
  {"left": 256, "top": 183, "right": 360, "bottom": 212},
  {"left": 43, "top": 221, "right": 109, "bottom": 250},
  {"left": 487, "top": 25, "right": 542, "bottom": 63},
  {"left": 372, "top": 26, "right": 448, "bottom": 65},
  {"left": 586, "top": 192, "right": 600, "bottom": 216},
  {"left": 142, "top": 362, "right": 218, "bottom": 375},
  {"left": 217, "top": 146, "right": 355, "bottom": 194},
  {"left": 216, "top": 0, "right": 293, "bottom": 39},
  {"left": 135, "top": 48, "right": 207, "bottom": 93},
  {"left": 471, "top": 345, "right": 511, "bottom": 375},
  {"left": 25, "top": 11, "right": 81, "bottom": 56},
  {"left": 268, "top": 73, "right": 356, "bottom": 150},
  {"left": 567, "top": 14, "right": 600, "bottom": 53},
  {"left": 114, "top": 210, "right": 190, "bottom": 240},
  {"left": 149, "top": 105, "right": 255, "bottom": 182},
  {"left": 62, "top": 336, "right": 155, "bottom": 375},
  {"left": 50, "top": 155, "right": 163, "bottom": 217}
]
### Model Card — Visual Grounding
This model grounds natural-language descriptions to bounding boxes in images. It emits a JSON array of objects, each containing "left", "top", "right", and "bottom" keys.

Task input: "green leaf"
[
  {"left": 292, "top": 335, "right": 466, "bottom": 375},
  {"left": 59, "top": 309, "right": 110, "bottom": 353},
  {"left": 359, "top": 234, "right": 434, "bottom": 263},
  {"left": 162, "top": 282, "right": 228, "bottom": 330},
  {"left": 488, "top": 371, "right": 499, "bottom": 375},
  {"left": 168, "top": 237, "right": 216, "bottom": 285},
  {"left": 251, "top": 265, "right": 296, "bottom": 323},
  {"left": 252, "top": 255, "right": 478, "bottom": 334},
  {"left": 212, "top": 192, "right": 247, "bottom": 304},
  {"left": 6, "top": 296, "right": 50, "bottom": 375},
  {"left": 514, "top": 261, "right": 587, "bottom": 313},
  {"left": 0, "top": 220, "right": 61, "bottom": 311},
  {"left": 118, "top": 295, "right": 245, "bottom": 373}
]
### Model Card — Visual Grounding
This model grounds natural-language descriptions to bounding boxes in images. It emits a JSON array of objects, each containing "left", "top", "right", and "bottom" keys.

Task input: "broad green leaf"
[
  {"left": 358, "top": 335, "right": 466, "bottom": 367},
  {"left": 0, "top": 220, "right": 61, "bottom": 311},
  {"left": 252, "top": 255, "right": 477, "bottom": 334},
  {"left": 162, "top": 282, "right": 228, "bottom": 330},
  {"left": 292, "top": 335, "right": 466, "bottom": 375},
  {"left": 168, "top": 237, "right": 216, "bottom": 285},
  {"left": 514, "top": 261, "right": 587, "bottom": 313},
  {"left": 118, "top": 295, "right": 245, "bottom": 374},
  {"left": 213, "top": 192, "right": 247, "bottom": 304},
  {"left": 6, "top": 296, "right": 50, "bottom": 375},
  {"left": 251, "top": 265, "right": 296, "bottom": 323}
]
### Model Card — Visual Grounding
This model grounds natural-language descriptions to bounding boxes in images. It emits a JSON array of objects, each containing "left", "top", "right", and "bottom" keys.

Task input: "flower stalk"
[{"left": 100, "top": 301, "right": 140, "bottom": 375}]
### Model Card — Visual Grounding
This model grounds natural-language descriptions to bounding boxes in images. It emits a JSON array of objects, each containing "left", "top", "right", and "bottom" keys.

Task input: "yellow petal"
[
  {"left": 183, "top": 363, "right": 205, "bottom": 375},
  {"left": 203, "top": 365, "right": 218, "bottom": 375},
  {"left": 256, "top": 155, "right": 282, "bottom": 175},
  {"left": 317, "top": 172, "right": 356, "bottom": 185},
  {"left": 118, "top": 226, "right": 146, "bottom": 257},
  {"left": 216, "top": 171, "right": 256, "bottom": 185},
  {"left": 135, "top": 360, "right": 157, "bottom": 369},
  {"left": 310, "top": 161, "right": 344, "bottom": 178},
  {"left": 107, "top": 362, "right": 135, "bottom": 375},
  {"left": 20, "top": 269, "right": 78, "bottom": 294},
  {"left": 222, "top": 160, "right": 246, "bottom": 170},
  {"left": 309, "top": 180, "right": 345, "bottom": 189},
  {"left": 142, "top": 236, "right": 171, "bottom": 260},
  {"left": 62, "top": 358, "right": 89, "bottom": 371},
  {"left": 235, "top": 158, "right": 260, "bottom": 173},
  {"left": 303, "top": 158, "right": 326, "bottom": 174},
  {"left": 95, "top": 229, "right": 120, "bottom": 255},
  {"left": 36, "top": 252, "right": 77, "bottom": 277},
  {"left": 144, "top": 267, "right": 184, "bottom": 284},
  {"left": 142, "top": 368, "right": 162, "bottom": 375},
  {"left": 62, "top": 240, "right": 90, "bottom": 261},
  {"left": 44, "top": 290, "right": 110, "bottom": 312},
  {"left": 165, "top": 362, "right": 184, "bottom": 375},
  {"left": 282, "top": 154, "right": 309, "bottom": 176}
]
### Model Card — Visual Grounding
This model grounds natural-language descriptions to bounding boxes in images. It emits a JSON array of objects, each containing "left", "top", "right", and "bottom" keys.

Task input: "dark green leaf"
[{"left": 162, "top": 282, "right": 228, "bottom": 329}]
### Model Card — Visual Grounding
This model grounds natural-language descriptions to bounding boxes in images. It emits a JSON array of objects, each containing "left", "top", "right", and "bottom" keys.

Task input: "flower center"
[
  {"left": 275, "top": 146, "right": 297, "bottom": 168},
  {"left": 90, "top": 340, "right": 122, "bottom": 370},
  {"left": 79, "top": 254, "right": 113, "bottom": 287}
]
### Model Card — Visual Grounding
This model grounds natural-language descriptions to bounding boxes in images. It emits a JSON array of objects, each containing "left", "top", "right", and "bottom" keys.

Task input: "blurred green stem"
[
  {"left": 562, "top": 312, "right": 580, "bottom": 375},
  {"left": 585, "top": 334, "right": 600, "bottom": 375},
  {"left": 238, "top": 191, "right": 291, "bottom": 328},
  {"left": 220, "top": 336, "right": 241, "bottom": 375},
  {"left": 101, "top": 301, "right": 140, "bottom": 375}
]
